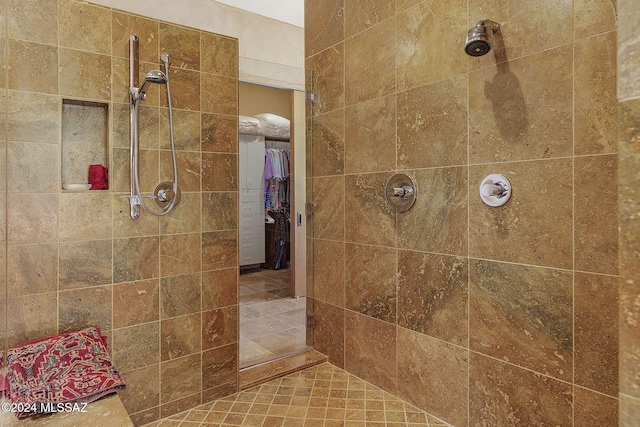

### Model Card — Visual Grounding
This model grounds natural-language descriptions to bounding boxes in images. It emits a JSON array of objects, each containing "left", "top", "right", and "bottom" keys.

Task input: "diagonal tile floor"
[{"left": 145, "top": 363, "right": 452, "bottom": 427}]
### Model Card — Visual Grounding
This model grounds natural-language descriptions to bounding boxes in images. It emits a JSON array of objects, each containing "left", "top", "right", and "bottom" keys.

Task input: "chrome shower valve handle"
[
  {"left": 385, "top": 173, "right": 418, "bottom": 213},
  {"left": 153, "top": 182, "right": 181, "bottom": 208},
  {"left": 392, "top": 185, "right": 414, "bottom": 199},
  {"left": 156, "top": 188, "right": 174, "bottom": 203}
]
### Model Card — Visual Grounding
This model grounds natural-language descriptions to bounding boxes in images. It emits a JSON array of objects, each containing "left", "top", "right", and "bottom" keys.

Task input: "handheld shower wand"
[{"left": 138, "top": 70, "right": 167, "bottom": 98}]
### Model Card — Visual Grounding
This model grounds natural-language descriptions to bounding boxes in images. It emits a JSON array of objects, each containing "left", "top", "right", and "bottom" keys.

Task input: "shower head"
[
  {"left": 465, "top": 20, "right": 500, "bottom": 57},
  {"left": 139, "top": 69, "right": 167, "bottom": 96}
]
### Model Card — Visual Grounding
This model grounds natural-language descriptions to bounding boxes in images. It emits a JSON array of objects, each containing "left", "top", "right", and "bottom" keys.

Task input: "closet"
[{"left": 238, "top": 83, "right": 292, "bottom": 273}]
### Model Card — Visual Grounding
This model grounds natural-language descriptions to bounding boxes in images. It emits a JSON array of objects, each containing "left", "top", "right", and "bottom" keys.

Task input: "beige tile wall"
[
  {"left": 619, "top": 0, "right": 640, "bottom": 423},
  {"left": 305, "top": 0, "right": 620, "bottom": 425},
  {"left": 0, "top": 1, "right": 239, "bottom": 425}
]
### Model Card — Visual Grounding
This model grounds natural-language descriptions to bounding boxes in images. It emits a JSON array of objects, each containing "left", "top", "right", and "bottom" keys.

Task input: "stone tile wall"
[
  {"left": 305, "top": 0, "right": 620, "bottom": 425},
  {"left": 0, "top": 1, "right": 239, "bottom": 425}
]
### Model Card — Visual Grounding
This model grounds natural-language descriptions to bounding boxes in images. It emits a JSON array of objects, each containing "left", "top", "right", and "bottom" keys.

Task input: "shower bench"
[{"left": 1, "top": 394, "right": 133, "bottom": 427}]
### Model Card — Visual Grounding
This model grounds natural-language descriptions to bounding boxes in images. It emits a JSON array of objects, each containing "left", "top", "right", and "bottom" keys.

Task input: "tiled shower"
[
  {"left": 304, "top": 0, "right": 633, "bottom": 425},
  {"left": 0, "top": 1, "right": 638, "bottom": 427}
]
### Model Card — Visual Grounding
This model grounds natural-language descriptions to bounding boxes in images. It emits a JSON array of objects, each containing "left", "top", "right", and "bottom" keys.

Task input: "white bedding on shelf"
[
  {"left": 239, "top": 113, "right": 291, "bottom": 140},
  {"left": 254, "top": 113, "right": 290, "bottom": 140},
  {"left": 239, "top": 115, "right": 263, "bottom": 135}
]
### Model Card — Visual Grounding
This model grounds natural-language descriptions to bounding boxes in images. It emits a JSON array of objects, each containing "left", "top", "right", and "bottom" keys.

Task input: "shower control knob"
[
  {"left": 481, "top": 182, "right": 508, "bottom": 198},
  {"left": 393, "top": 185, "right": 414, "bottom": 199},
  {"left": 385, "top": 173, "right": 418, "bottom": 213},
  {"left": 157, "top": 188, "right": 174, "bottom": 202},
  {"left": 153, "top": 181, "right": 181, "bottom": 208},
  {"left": 479, "top": 174, "right": 511, "bottom": 207}
]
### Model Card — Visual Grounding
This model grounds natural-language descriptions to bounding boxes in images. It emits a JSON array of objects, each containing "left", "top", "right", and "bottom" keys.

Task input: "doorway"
[{"left": 238, "top": 82, "right": 309, "bottom": 367}]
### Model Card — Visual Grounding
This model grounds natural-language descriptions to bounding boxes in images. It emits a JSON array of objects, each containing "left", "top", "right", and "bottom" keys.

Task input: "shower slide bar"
[{"left": 125, "top": 34, "right": 181, "bottom": 220}]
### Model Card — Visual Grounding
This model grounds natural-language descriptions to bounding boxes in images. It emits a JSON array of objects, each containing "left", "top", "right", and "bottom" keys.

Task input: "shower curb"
[{"left": 239, "top": 349, "right": 327, "bottom": 390}]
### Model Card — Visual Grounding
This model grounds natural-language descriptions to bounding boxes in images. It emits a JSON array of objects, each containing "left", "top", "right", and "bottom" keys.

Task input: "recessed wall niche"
[{"left": 61, "top": 99, "right": 109, "bottom": 190}]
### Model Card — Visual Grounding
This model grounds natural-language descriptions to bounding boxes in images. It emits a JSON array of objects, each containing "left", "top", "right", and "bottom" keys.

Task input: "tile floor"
[
  {"left": 239, "top": 268, "right": 308, "bottom": 367},
  {"left": 145, "top": 363, "right": 452, "bottom": 427}
]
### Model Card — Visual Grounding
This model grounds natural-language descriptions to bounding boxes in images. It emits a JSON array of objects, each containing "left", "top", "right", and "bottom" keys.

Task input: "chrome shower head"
[
  {"left": 465, "top": 20, "right": 500, "bottom": 57},
  {"left": 139, "top": 69, "right": 167, "bottom": 96}
]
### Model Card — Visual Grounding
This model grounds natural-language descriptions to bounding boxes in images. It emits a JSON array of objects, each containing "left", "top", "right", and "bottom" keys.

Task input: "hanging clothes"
[
  {"left": 263, "top": 209, "right": 290, "bottom": 270},
  {"left": 263, "top": 145, "right": 291, "bottom": 270},
  {"left": 264, "top": 148, "right": 291, "bottom": 210}
]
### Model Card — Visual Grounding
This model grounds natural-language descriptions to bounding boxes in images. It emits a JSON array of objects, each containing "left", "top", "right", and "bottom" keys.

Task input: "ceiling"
[{"left": 214, "top": 0, "right": 304, "bottom": 27}]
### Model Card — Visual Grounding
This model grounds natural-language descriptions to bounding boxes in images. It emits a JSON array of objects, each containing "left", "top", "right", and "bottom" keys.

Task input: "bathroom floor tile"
[{"left": 144, "top": 363, "right": 453, "bottom": 427}]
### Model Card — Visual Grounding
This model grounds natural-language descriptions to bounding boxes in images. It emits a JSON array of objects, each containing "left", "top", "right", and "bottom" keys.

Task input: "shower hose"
[{"left": 130, "top": 58, "right": 179, "bottom": 217}]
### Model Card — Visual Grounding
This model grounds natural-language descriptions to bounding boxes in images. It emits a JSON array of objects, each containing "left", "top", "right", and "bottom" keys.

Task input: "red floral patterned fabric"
[{"left": 6, "top": 327, "right": 126, "bottom": 418}]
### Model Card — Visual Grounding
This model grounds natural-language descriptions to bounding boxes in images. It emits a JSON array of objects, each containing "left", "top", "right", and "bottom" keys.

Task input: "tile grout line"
[{"left": 149, "top": 362, "right": 450, "bottom": 426}]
